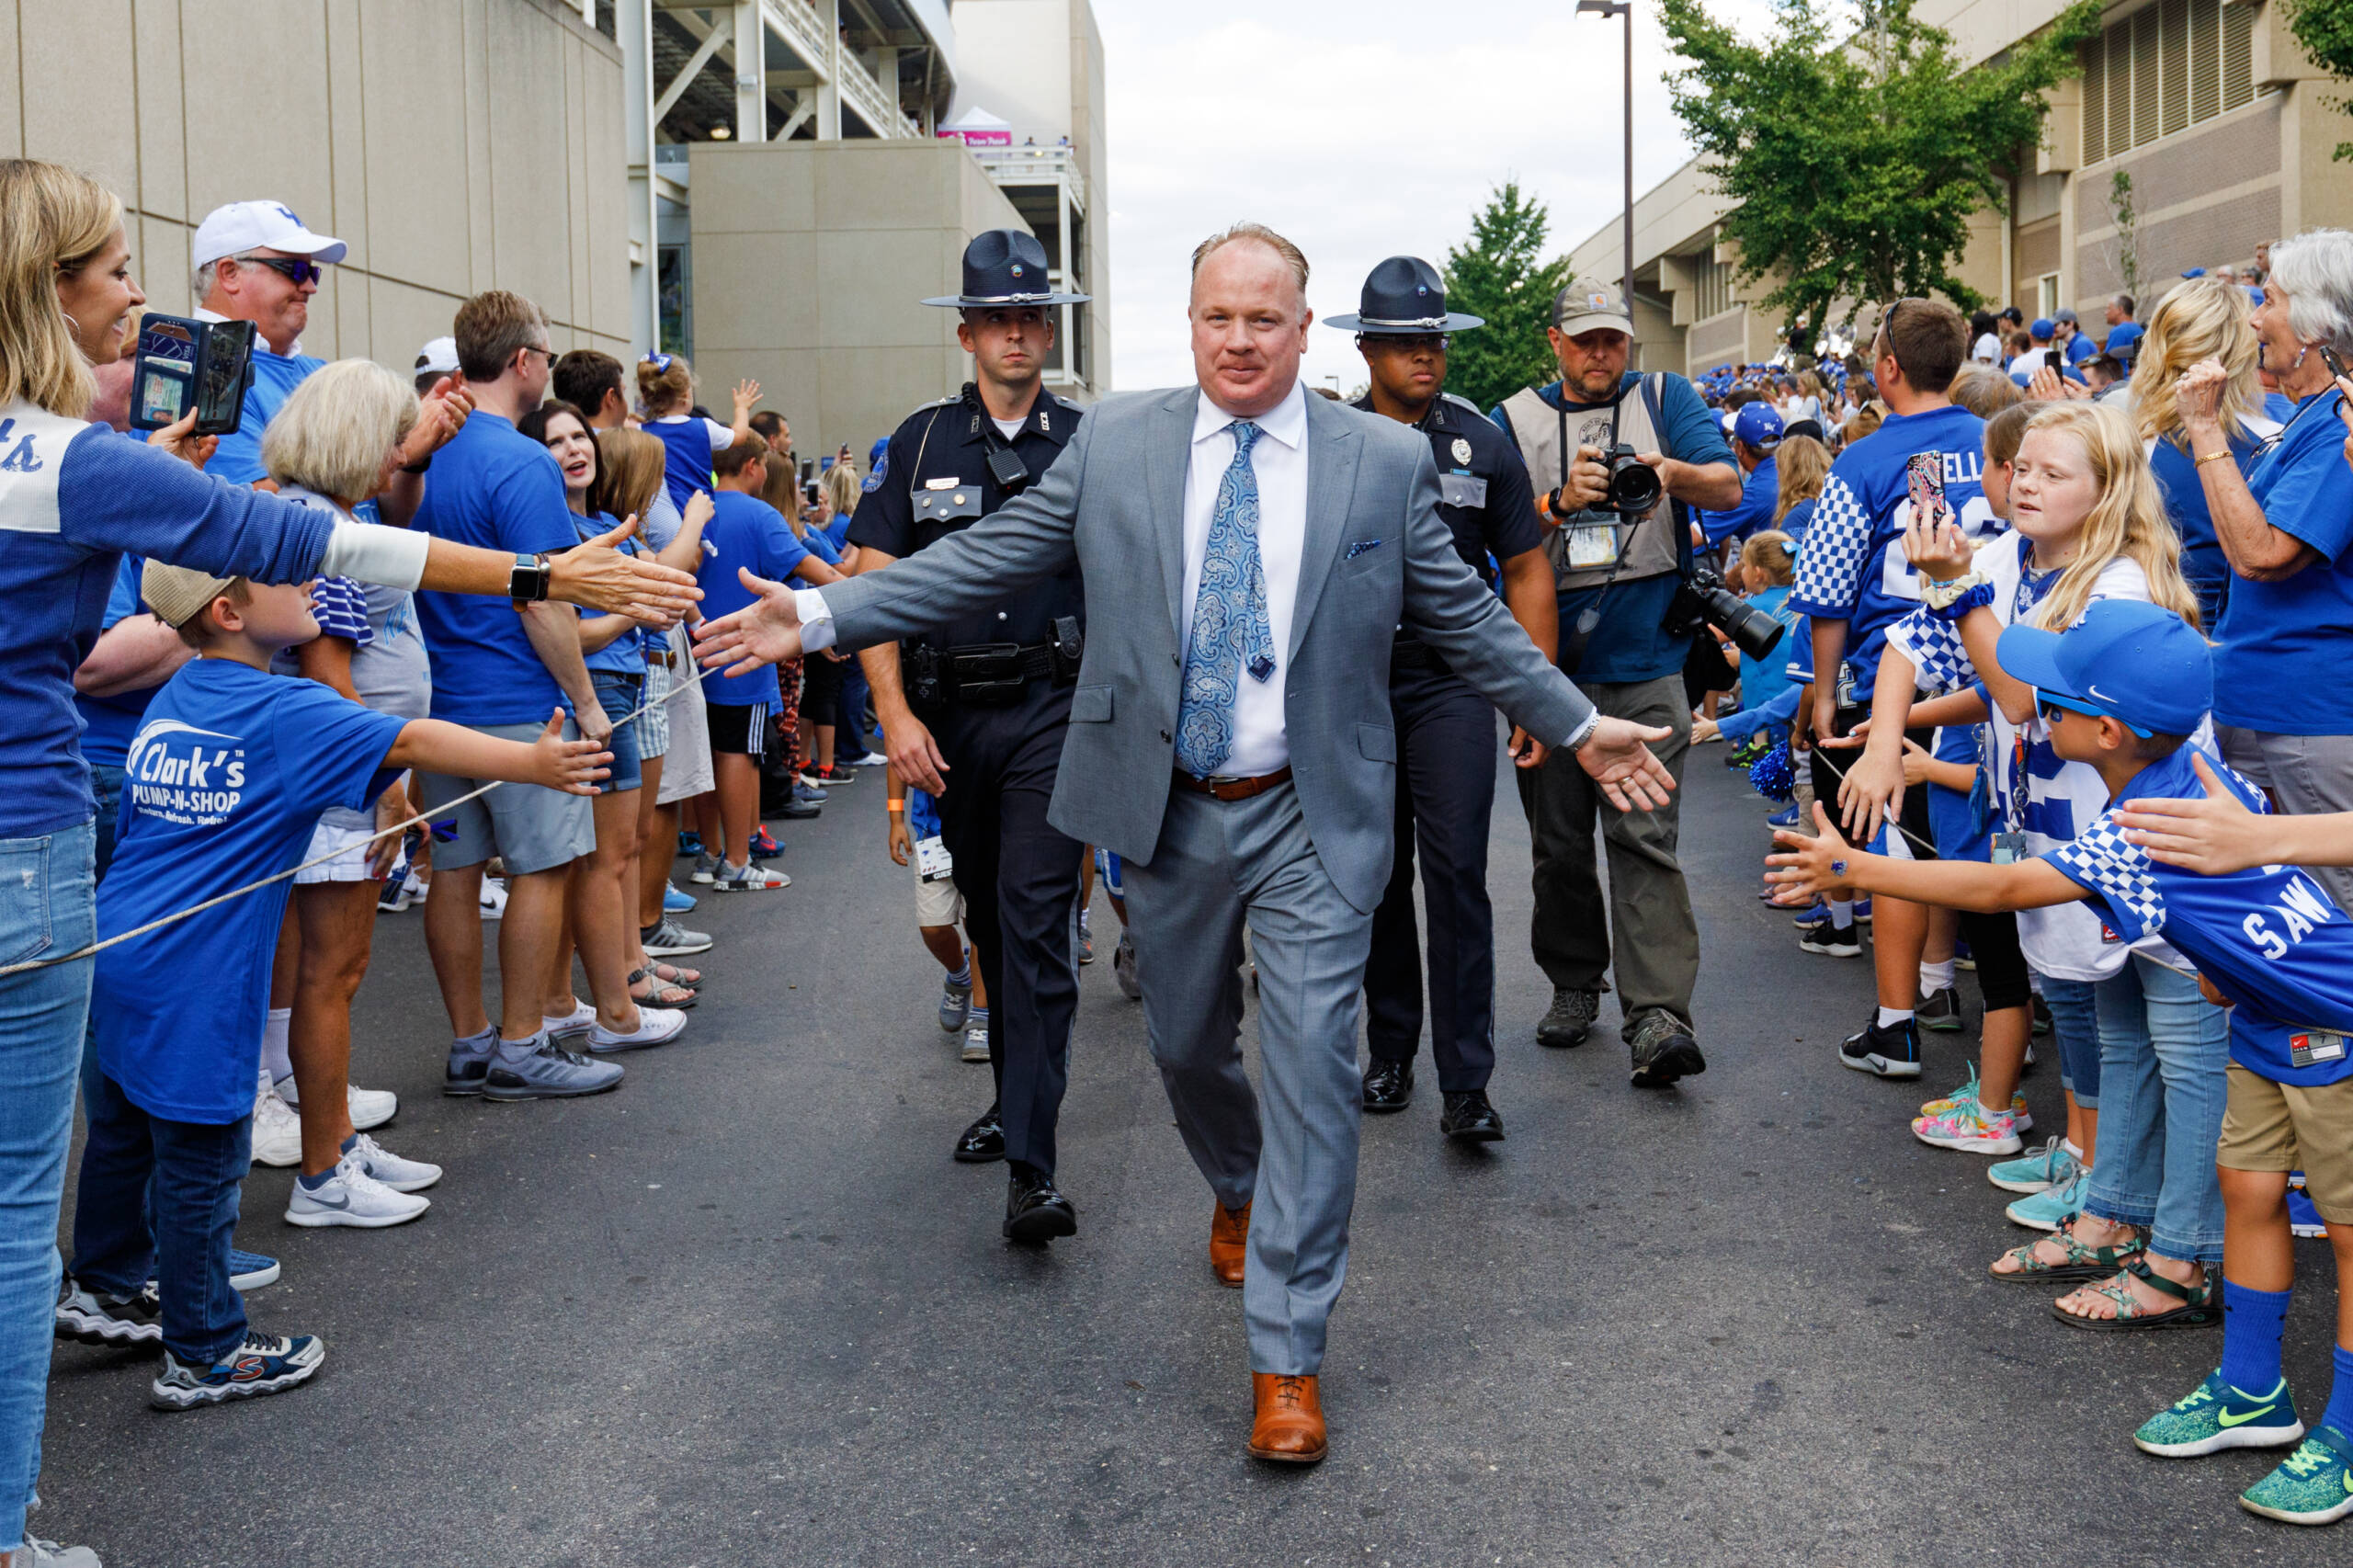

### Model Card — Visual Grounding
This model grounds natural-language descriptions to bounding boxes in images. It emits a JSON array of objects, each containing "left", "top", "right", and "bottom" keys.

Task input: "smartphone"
[
  {"left": 2043, "top": 347, "right": 2063, "bottom": 370},
  {"left": 129, "top": 313, "right": 255, "bottom": 436},
  {"left": 2321, "top": 343, "right": 2349, "bottom": 382},
  {"left": 1904, "top": 451, "right": 1947, "bottom": 526}
]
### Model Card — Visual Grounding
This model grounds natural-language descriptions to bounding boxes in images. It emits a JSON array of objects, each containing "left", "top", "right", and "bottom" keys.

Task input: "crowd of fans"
[{"left": 1685, "top": 231, "right": 2353, "bottom": 1529}]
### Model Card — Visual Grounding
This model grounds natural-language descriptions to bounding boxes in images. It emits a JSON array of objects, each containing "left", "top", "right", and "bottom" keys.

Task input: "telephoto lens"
[
  {"left": 1683, "top": 565, "right": 1786, "bottom": 662},
  {"left": 1601, "top": 446, "right": 1662, "bottom": 514}
]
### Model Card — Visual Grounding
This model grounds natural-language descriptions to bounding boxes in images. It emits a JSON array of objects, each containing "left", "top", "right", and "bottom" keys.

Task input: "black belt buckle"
[{"left": 948, "top": 642, "right": 1026, "bottom": 704}]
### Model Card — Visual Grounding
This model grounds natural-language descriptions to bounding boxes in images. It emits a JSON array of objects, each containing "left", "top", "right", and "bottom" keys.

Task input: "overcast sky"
[{"left": 1093, "top": 0, "right": 1768, "bottom": 393}]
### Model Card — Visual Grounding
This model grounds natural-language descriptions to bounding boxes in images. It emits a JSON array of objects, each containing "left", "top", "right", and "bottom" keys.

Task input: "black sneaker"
[
  {"left": 150, "top": 1329, "right": 324, "bottom": 1410},
  {"left": 1917, "top": 985, "right": 1965, "bottom": 1032},
  {"left": 55, "top": 1277, "right": 162, "bottom": 1348},
  {"left": 1536, "top": 988, "right": 1600, "bottom": 1049},
  {"left": 1798, "top": 917, "right": 1863, "bottom": 958},
  {"left": 1628, "top": 1014, "right": 1707, "bottom": 1087},
  {"left": 1839, "top": 1014, "right": 1924, "bottom": 1078},
  {"left": 1361, "top": 1060, "right": 1414, "bottom": 1113}
]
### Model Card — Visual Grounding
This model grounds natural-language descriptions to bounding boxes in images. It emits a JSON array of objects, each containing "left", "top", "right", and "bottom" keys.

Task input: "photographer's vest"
[{"left": 1495, "top": 375, "right": 1680, "bottom": 593}]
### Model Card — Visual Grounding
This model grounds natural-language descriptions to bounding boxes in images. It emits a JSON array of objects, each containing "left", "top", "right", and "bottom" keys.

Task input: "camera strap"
[{"left": 1554, "top": 377, "right": 1665, "bottom": 674}]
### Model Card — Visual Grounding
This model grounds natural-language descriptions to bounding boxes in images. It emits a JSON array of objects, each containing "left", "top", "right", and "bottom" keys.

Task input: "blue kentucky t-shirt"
[
  {"left": 412, "top": 412, "right": 582, "bottom": 726},
  {"left": 2211, "top": 385, "right": 2353, "bottom": 734},
  {"left": 2045, "top": 743, "right": 2353, "bottom": 1087},
  {"left": 95, "top": 659, "right": 407, "bottom": 1122},
  {"left": 698, "top": 491, "right": 813, "bottom": 706},
  {"left": 203, "top": 346, "right": 324, "bottom": 487},
  {"left": 1789, "top": 402, "right": 1989, "bottom": 699}
]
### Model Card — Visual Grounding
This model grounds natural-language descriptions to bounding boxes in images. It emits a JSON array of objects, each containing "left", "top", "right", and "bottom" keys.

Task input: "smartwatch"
[{"left": 508, "top": 551, "right": 553, "bottom": 610}]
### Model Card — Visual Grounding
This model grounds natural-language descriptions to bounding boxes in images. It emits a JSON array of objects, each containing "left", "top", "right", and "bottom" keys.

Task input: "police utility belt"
[{"left": 902, "top": 616, "right": 1084, "bottom": 707}]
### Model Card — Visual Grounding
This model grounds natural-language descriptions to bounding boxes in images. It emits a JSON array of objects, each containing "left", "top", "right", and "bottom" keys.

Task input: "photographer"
[{"left": 1491, "top": 278, "right": 1739, "bottom": 1087}]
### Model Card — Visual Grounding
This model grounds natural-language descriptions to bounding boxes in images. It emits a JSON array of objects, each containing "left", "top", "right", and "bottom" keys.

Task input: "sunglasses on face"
[{"left": 237, "top": 256, "right": 324, "bottom": 289}]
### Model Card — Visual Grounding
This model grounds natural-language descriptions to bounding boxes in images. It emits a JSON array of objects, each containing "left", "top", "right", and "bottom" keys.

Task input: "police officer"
[
  {"left": 847, "top": 229, "right": 1092, "bottom": 1243},
  {"left": 1328, "top": 256, "right": 1556, "bottom": 1142}
]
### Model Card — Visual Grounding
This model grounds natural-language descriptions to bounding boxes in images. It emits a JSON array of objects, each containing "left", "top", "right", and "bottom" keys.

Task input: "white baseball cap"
[
  {"left": 190, "top": 200, "right": 347, "bottom": 269},
  {"left": 415, "top": 336, "right": 460, "bottom": 378}
]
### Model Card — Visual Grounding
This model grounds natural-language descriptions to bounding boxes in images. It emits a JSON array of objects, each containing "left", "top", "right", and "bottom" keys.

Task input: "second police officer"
[
  {"left": 1329, "top": 257, "right": 1557, "bottom": 1142},
  {"left": 847, "top": 229, "right": 1093, "bottom": 1244}
]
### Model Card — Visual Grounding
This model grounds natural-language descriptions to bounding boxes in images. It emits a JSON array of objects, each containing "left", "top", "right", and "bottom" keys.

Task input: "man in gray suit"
[{"left": 696, "top": 223, "right": 1674, "bottom": 1465}]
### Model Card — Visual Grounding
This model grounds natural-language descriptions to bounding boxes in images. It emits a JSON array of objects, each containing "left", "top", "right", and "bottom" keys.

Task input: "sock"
[
  {"left": 2219, "top": 1279, "right": 2292, "bottom": 1397},
  {"left": 496, "top": 1031, "right": 543, "bottom": 1056},
  {"left": 1829, "top": 898, "right": 1855, "bottom": 931},
  {"left": 1877, "top": 1006, "right": 1915, "bottom": 1030},
  {"left": 339, "top": 1133, "right": 359, "bottom": 1157},
  {"left": 946, "top": 960, "right": 972, "bottom": 988},
  {"left": 452, "top": 1025, "right": 496, "bottom": 1055},
  {"left": 297, "top": 1167, "right": 335, "bottom": 1192},
  {"left": 2319, "top": 1343, "right": 2353, "bottom": 1438},
  {"left": 2063, "top": 1140, "right": 2084, "bottom": 1160},
  {"left": 1919, "top": 959, "right": 1955, "bottom": 994},
  {"left": 261, "top": 1007, "right": 293, "bottom": 1085},
  {"left": 968, "top": 1006, "right": 990, "bottom": 1029}
]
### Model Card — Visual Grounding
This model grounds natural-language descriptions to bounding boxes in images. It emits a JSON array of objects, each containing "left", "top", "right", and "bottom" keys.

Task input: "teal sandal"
[
  {"left": 1990, "top": 1220, "right": 2144, "bottom": 1284},
  {"left": 2052, "top": 1257, "right": 2218, "bottom": 1331}
]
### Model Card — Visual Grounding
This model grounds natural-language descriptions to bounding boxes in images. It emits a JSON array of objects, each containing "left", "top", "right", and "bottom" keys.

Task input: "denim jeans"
[
  {"left": 2037, "top": 973, "right": 2102, "bottom": 1110},
  {"left": 0, "top": 819, "right": 96, "bottom": 1554},
  {"left": 2082, "top": 953, "right": 2230, "bottom": 1265},
  {"left": 70, "top": 1070, "right": 251, "bottom": 1366}
]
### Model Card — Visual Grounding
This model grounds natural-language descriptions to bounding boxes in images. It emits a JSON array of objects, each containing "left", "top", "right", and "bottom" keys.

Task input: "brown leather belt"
[{"left": 1173, "top": 765, "right": 1292, "bottom": 801}]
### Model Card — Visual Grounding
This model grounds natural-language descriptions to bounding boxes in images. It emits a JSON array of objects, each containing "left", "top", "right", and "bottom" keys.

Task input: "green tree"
[
  {"left": 1656, "top": 0, "right": 2101, "bottom": 333},
  {"left": 1441, "top": 182, "right": 1572, "bottom": 415},
  {"left": 2281, "top": 0, "right": 2353, "bottom": 160}
]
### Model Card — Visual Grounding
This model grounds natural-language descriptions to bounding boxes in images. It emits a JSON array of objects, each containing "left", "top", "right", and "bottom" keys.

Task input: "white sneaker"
[
  {"left": 283, "top": 1151, "right": 431, "bottom": 1228},
  {"left": 13, "top": 1539, "right": 104, "bottom": 1567},
  {"left": 961, "top": 1018, "right": 991, "bottom": 1063},
  {"left": 586, "top": 1006, "right": 688, "bottom": 1054},
  {"left": 250, "top": 1071, "right": 301, "bottom": 1168},
  {"left": 344, "top": 1131, "right": 441, "bottom": 1193},
  {"left": 273, "top": 1074, "right": 397, "bottom": 1131},
  {"left": 541, "top": 1000, "right": 596, "bottom": 1040},
  {"left": 479, "top": 876, "right": 507, "bottom": 919}
]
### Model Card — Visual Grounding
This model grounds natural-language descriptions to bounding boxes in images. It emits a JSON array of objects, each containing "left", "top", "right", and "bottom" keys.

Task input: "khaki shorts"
[
  {"left": 2218, "top": 1063, "right": 2353, "bottom": 1224},
  {"left": 915, "top": 864, "right": 964, "bottom": 928}
]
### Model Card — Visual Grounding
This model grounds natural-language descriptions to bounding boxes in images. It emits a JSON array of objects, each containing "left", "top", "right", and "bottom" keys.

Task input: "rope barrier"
[
  {"left": 0, "top": 655, "right": 722, "bottom": 979},
  {"left": 1799, "top": 743, "right": 1945, "bottom": 860}
]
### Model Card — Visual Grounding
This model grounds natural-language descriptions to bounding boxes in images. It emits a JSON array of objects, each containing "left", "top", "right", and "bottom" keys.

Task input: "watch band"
[{"left": 508, "top": 551, "right": 552, "bottom": 608}]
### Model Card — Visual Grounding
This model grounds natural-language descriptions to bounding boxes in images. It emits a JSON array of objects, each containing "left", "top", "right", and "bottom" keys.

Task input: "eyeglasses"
[
  {"left": 520, "top": 345, "right": 556, "bottom": 368},
  {"left": 235, "top": 256, "right": 324, "bottom": 289}
]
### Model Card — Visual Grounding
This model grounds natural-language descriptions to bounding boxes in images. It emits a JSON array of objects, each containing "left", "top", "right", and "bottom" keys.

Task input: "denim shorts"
[{"left": 590, "top": 672, "right": 645, "bottom": 795}]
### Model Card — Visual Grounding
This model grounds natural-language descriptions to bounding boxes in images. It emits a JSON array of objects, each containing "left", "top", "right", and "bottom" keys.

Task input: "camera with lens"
[
  {"left": 1548, "top": 443, "right": 1662, "bottom": 518},
  {"left": 1665, "top": 562, "right": 1786, "bottom": 663}
]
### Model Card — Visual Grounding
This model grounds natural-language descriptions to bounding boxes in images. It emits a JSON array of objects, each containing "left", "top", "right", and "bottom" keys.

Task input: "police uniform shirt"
[
  {"left": 846, "top": 382, "right": 1086, "bottom": 651},
  {"left": 1349, "top": 392, "right": 1541, "bottom": 611}
]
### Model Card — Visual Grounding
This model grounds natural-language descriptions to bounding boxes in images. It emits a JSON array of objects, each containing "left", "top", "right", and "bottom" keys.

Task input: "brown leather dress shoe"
[
  {"left": 1210, "top": 1200, "right": 1250, "bottom": 1288},
  {"left": 1248, "top": 1372, "right": 1327, "bottom": 1464}
]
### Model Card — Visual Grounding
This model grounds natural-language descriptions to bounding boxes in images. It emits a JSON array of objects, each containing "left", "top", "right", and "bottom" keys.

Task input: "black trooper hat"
[
  {"left": 922, "top": 227, "right": 1091, "bottom": 309},
  {"left": 1324, "top": 255, "right": 1483, "bottom": 335}
]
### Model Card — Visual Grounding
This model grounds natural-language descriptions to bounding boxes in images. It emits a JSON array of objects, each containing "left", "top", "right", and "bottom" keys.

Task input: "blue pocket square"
[{"left": 1344, "top": 539, "right": 1384, "bottom": 560}]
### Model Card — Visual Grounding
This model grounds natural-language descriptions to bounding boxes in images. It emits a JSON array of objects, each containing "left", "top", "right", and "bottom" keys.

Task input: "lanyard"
[{"left": 1984, "top": 549, "right": 2060, "bottom": 835}]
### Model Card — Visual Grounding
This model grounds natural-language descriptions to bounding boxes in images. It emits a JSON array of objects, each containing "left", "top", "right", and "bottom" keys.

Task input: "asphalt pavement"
[{"left": 40, "top": 744, "right": 2347, "bottom": 1567}]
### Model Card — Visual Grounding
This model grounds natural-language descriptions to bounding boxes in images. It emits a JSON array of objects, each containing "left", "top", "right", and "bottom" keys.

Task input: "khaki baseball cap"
[
  {"left": 142, "top": 560, "right": 241, "bottom": 630},
  {"left": 1552, "top": 277, "right": 1631, "bottom": 336}
]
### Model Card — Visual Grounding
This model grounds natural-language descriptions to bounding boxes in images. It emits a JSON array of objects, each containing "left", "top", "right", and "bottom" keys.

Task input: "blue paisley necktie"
[{"left": 1175, "top": 419, "right": 1277, "bottom": 777}]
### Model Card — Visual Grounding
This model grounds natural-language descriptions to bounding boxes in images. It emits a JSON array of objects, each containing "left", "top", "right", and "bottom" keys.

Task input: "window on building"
[
  {"left": 2038, "top": 274, "right": 2062, "bottom": 319},
  {"left": 2081, "top": 0, "right": 2261, "bottom": 165},
  {"left": 1692, "top": 255, "right": 1734, "bottom": 321}
]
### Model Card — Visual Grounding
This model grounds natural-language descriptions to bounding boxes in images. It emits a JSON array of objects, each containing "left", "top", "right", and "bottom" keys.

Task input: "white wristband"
[{"left": 318, "top": 519, "right": 430, "bottom": 590}]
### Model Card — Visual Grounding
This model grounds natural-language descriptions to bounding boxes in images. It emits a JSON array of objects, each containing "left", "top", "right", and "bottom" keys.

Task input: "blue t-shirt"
[
  {"left": 2063, "top": 334, "right": 2095, "bottom": 368},
  {"left": 801, "top": 526, "right": 843, "bottom": 569},
  {"left": 1927, "top": 722, "right": 1991, "bottom": 862},
  {"left": 2046, "top": 744, "right": 2353, "bottom": 1086},
  {"left": 94, "top": 659, "right": 407, "bottom": 1121},
  {"left": 2211, "top": 387, "right": 2353, "bottom": 733},
  {"left": 2151, "top": 427, "right": 2265, "bottom": 625},
  {"left": 73, "top": 552, "right": 153, "bottom": 770},
  {"left": 412, "top": 412, "right": 581, "bottom": 725},
  {"left": 1736, "top": 585, "right": 1798, "bottom": 715},
  {"left": 1701, "top": 456, "right": 1779, "bottom": 546},
  {"left": 646, "top": 415, "right": 727, "bottom": 513},
  {"left": 1779, "top": 495, "right": 1817, "bottom": 543},
  {"left": 1492, "top": 374, "right": 1734, "bottom": 684},
  {"left": 2263, "top": 391, "right": 2297, "bottom": 425},
  {"left": 699, "top": 491, "right": 813, "bottom": 706},
  {"left": 821, "top": 512, "right": 853, "bottom": 554},
  {"left": 1789, "top": 402, "right": 1989, "bottom": 699},
  {"left": 570, "top": 509, "right": 645, "bottom": 676},
  {"left": 205, "top": 346, "right": 324, "bottom": 486}
]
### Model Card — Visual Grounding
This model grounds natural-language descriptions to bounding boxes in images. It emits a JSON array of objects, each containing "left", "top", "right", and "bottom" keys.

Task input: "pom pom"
[{"left": 1747, "top": 738, "right": 1796, "bottom": 803}]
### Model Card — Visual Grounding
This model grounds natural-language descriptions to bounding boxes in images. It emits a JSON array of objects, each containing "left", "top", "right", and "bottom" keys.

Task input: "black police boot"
[
  {"left": 954, "top": 1102, "right": 1006, "bottom": 1164},
  {"left": 1438, "top": 1090, "right": 1505, "bottom": 1142},
  {"left": 1537, "top": 988, "right": 1599, "bottom": 1049},
  {"left": 1361, "top": 1060, "right": 1414, "bottom": 1113},
  {"left": 1004, "top": 1165, "right": 1077, "bottom": 1243},
  {"left": 1838, "top": 1014, "right": 1923, "bottom": 1079},
  {"left": 1628, "top": 1013, "right": 1707, "bottom": 1088}
]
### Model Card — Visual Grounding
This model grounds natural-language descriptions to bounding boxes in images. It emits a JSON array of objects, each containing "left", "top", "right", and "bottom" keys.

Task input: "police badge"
[{"left": 1451, "top": 437, "right": 1472, "bottom": 465}]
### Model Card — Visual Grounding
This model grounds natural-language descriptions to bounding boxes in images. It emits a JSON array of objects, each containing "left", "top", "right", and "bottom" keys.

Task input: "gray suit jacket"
[{"left": 820, "top": 385, "right": 1596, "bottom": 913}]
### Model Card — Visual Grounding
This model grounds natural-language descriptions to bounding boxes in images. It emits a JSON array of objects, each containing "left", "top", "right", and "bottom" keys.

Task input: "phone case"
[{"left": 1904, "top": 452, "right": 1946, "bottom": 523}]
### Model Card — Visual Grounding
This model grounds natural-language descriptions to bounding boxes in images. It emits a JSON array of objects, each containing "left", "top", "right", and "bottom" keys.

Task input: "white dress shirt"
[{"left": 1178, "top": 381, "right": 1309, "bottom": 777}]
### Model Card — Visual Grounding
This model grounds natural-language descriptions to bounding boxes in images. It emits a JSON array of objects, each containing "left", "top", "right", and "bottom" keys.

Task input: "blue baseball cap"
[
  {"left": 1733, "top": 401, "right": 1784, "bottom": 450},
  {"left": 2181, "top": 267, "right": 2207, "bottom": 279},
  {"left": 1994, "top": 599, "right": 2211, "bottom": 738},
  {"left": 2029, "top": 317, "right": 2055, "bottom": 340}
]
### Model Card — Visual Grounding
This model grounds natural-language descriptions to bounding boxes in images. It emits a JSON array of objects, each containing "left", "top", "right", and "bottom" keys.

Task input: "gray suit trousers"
[{"left": 1124, "top": 781, "right": 1371, "bottom": 1377}]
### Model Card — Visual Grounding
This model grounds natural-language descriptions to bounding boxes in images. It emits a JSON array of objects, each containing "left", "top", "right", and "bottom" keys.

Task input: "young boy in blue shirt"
[
  {"left": 61, "top": 562, "right": 608, "bottom": 1412},
  {"left": 1768, "top": 598, "right": 2353, "bottom": 1527}
]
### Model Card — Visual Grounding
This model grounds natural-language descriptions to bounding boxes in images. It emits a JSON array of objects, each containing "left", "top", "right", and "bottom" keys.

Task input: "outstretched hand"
[
  {"left": 1765, "top": 804, "right": 1860, "bottom": 904},
  {"left": 2113, "top": 753, "right": 2269, "bottom": 873},
  {"left": 550, "top": 515, "right": 701, "bottom": 625},
  {"left": 693, "top": 566, "right": 807, "bottom": 676},
  {"left": 1574, "top": 717, "right": 1675, "bottom": 812},
  {"left": 531, "top": 710, "right": 612, "bottom": 796}
]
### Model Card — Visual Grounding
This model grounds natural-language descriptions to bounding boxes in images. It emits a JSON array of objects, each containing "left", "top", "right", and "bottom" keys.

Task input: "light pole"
[{"left": 1576, "top": 0, "right": 1634, "bottom": 357}]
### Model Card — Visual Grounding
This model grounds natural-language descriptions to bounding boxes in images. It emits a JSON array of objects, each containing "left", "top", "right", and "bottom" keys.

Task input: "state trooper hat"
[
  {"left": 922, "top": 228, "right": 1090, "bottom": 309},
  {"left": 1324, "top": 256, "right": 1483, "bottom": 335}
]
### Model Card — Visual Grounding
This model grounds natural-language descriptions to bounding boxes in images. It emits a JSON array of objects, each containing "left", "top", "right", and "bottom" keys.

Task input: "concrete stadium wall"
[
  {"left": 0, "top": 0, "right": 632, "bottom": 366},
  {"left": 688, "top": 138, "right": 1029, "bottom": 462}
]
